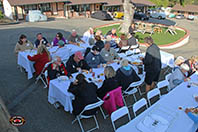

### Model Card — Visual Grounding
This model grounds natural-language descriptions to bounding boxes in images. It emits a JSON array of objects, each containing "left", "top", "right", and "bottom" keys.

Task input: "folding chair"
[
  {"left": 111, "top": 106, "right": 131, "bottom": 131},
  {"left": 133, "top": 98, "right": 148, "bottom": 117},
  {"left": 72, "top": 100, "right": 104, "bottom": 132},
  {"left": 147, "top": 88, "right": 161, "bottom": 106},
  {"left": 157, "top": 80, "right": 169, "bottom": 97},
  {"left": 35, "top": 61, "right": 52, "bottom": 88}
]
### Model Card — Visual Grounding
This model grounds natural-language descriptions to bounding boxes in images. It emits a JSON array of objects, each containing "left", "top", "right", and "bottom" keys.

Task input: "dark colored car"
[
  {"left": 134, "top": 12, "right": 149, "bottom": 21},
  {"left": 91, "top": 11, "right": 113, "bottom": 21}
]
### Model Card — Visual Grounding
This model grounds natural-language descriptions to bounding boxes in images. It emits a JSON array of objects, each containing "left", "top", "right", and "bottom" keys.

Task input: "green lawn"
[{"left": 94, "top": 24, "right": 186, "bottom": 45}]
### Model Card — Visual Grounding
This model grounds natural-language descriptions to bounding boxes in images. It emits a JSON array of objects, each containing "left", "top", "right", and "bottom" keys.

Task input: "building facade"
[
  {"left": 5, "top": 0, "right": 154, "bottom": 20},
  {"left": 172, "top": 4, "right": 198, "bottom": 17}
]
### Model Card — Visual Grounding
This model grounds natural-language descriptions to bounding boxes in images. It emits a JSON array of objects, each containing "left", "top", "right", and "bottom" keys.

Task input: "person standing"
[{"left": 140, "top": 37, "right": 161, "bottom": 92}]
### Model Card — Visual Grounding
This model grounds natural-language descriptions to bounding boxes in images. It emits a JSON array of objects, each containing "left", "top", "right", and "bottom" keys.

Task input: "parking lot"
[{"left": 0, "top": 17, "right": 198, "bottom": 132}]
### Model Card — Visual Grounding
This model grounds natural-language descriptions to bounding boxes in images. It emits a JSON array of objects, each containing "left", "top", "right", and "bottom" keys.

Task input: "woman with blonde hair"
[
  {"left": 97, "top": 66, "right": 119, "bottom": 99},
  {"left": 115, "top": 59, "right": 140, "bottom": 91},
  {"left": 28, "top": 44, "right": 51, "bottom": 76},
  {"left": 185, "top": 55, "right": 198, "bottom": 77}
]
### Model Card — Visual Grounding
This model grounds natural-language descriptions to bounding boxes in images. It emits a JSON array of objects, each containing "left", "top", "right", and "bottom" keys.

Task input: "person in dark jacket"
[
  {"left": 115, "top": 59, "right": 140, "bottom": 91},
  {"left": 47, "top": 56, "right": 71, "bottom": 82},
  {"left": 140, "top": 37, "right": 162, "bottom": 92},
  {"left": 85, "top": 46, "right": 106, "bottom": 68},
  {"left": 68, "top": 74, "right": 98, "bottom": 116},
  {"left": 95, "top": 35, "right": 104, "bottom": 52},
  {"left": 97, "top": 66, "right": 119, "bottom": 99},
  {"left": 34, "top": 33, "right": 50, "bottom": 48},
  {"left": 106, "top": 28, "right": 117, "bottom": 39},
  {"left": 66, "top": 51, "right": 92, "bottom": 74}
]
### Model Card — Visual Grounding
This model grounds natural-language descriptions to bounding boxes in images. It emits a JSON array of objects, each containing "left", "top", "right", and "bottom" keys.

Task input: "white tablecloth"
[
  {"left": 17, "top": 51, "right": 37, "bottom": 79},
  {"left": 17, "top": 43, "right": 91, "bottom": 79},
  {"left": 48, "top": 62, "right": 144, "bottom": 113},
  {"left": 116, "top": 73, "right": 198, "bottom": 132}
]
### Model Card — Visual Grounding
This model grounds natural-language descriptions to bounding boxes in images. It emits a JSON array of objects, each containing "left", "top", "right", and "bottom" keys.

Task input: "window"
[
  {"left": 24, "top": 4, "right": 38, "bottom": 13},
  {"left": 40, "top": 3, "right": 51, "bottom": 12}
]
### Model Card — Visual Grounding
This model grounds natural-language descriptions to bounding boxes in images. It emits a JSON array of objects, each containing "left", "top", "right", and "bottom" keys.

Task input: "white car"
[
  {"left": 26, "top": 10, "right": 47, "bottom": 22},
  {"left": 187, "top": 15, "right": 194, "bottom": 20},
  {"left": 150, "top": 11, "right": 166, "bottom": 19}
]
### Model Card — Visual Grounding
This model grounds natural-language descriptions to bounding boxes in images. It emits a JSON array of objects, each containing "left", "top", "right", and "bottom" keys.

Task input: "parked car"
[
  {"left": 26, "top": 10, "right": 47, "bottom": 22},
  {"left": 150, "top": 11, "right": 166, "bottom": 19},
  {"left": 113, "top": 12, "right": 124, "bottom": 19},
  {"left": 168, "top": 13, "right": 176, "bottom": 18},
  {"left": 91, "top": 11, "right": 113, "bottom": 20},
  {"left": 134, "top": 12, "right": 149, "bottom": 21},
  {"left": 176, "top": 14, "right": 185, "bottom": 19},
  {"left": 187, "top": 15, "right": 195, "bottom": 20}
]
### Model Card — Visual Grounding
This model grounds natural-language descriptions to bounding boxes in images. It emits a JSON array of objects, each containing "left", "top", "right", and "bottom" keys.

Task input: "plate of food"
[{"left": 58, "top": 76, "right": 68, "bottom": 81}]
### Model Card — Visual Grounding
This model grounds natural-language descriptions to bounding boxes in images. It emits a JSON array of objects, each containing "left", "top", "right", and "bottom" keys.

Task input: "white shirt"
[{"left": 82, "top": 31, "right": 94, "bottom": 43}]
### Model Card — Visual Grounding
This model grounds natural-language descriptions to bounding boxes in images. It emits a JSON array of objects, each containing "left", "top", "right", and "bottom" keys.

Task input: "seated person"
[
  {"left": 47, "top": 56, "right": 71, "bottom": 81},
  {"left": 185, "top": 56, "right": 198, "bottom": 77},
  {"left": 85, "top": 46, "right": 106, "bottom": 68},
  {"left": 66, "top": 51, "right": 92, "bottom": 74},
  {"left": 128, "top": 21, "right": 136, "bottom": 35},
  {"left": 34, "top": 33, "right": 50, "bottom": 48},
  {"left": 185, "top": 107, "right": 198, "bottom": 123},
  {"left": 82, "top": 27, "right": 94, "bottom": 43},
  {"left": 27, "top": 44, "right": 51, "bottom": 76},
  {"left": 97, "top": 66, "right": 119, "bottom": 99},
  {"left": 169, "top": 63, "right": 190, "bottom": 90},
  {"left": 14, "top": 34, "right": 34, "bottom": 55},
  {"left": 106, "top": 28, "right": 117, "bottom": 39},
  {"left": 68, "top": 74, "right": 98, "bottom": 115},
  {"left": 95, "top": 35, "right": 104, "bottom": 52},
  {"left": 51, "top": 40, "right": 70, "bottom": 62},
  {"left": 127, "top": 33, "right": 139, "bottom": 49},
  {"left": 118, "top": 34, "right": 129, "bottom": 53},
  {"left": 95, "top": 30, "right": 104, "bottom": 40},
  {"left": 173, "top": 56, "right": 185, "bottom": 71},
  {"left": 52, "top": 32, "right": 67, "bottom": 46},
  {"left": 115, "top": 59, "right": 140, "bottom": 91},
  {"left": 100, "top": 41, "right": 120, "bottom": 63},
  {"left": 68, "top": 29, "right": 85, "bottom": 45}
]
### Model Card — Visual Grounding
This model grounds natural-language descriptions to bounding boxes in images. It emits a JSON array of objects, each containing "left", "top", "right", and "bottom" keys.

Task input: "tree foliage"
[{"left": 149, "top": 0, "right": 194, "bottom": 7}]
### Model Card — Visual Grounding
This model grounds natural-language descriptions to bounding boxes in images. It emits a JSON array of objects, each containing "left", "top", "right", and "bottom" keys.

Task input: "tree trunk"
[{"left": 120, "top": 0, "right": 135, "bottom": 34}]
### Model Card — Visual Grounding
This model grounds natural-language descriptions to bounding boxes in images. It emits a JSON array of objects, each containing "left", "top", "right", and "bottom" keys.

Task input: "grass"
[{"left": 94, "top": 24, "right": 186, "bottom": 45}]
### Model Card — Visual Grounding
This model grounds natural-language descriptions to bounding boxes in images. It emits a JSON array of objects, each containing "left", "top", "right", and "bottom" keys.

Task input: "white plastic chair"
[
  {"left": 111, "top": 106, "right": 131, "bottom": 131},
  {"left": 165, "top": 73, "right": 171, "bottom": 82},
  {"left": 72, "top": 100, "right": 104, "bottom": 132},
  {"left": 35, "top": 61, "right": 51, "bottom": 88},
  {"left": 133, "top": 98, "right": 148, "bottom": 117},
  {"left": 147, "top": 88, "right": 161, "bottom": 106}
]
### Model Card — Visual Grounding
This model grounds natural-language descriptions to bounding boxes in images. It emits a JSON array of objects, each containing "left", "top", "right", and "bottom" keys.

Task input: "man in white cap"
[
  {"left": 68, "top": 29, "right": 85, "bottom": 45},
  {"left": 169, "top": 63, "right": 190, "bottom": 90}
]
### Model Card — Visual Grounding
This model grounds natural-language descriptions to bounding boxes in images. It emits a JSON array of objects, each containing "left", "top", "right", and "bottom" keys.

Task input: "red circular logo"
[{"left": 9, "top": 116, "right": 25, "bottom": 126}]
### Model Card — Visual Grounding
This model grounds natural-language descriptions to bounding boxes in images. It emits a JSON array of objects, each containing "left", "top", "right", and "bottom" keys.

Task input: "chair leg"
[
  {"left": 72, "top": 118, "right": 77, "bottom": 124},
  {"left": 35, "top": 76, "right": 40, "bottom": 84},
  {"left": 123, "top": 96, "right": 127, "bottom": 106},
  {"left": 99, "top": 106, "right": 107, "bottom": 119},
  {"left": 133, "top": 94, "right": 137, "bottom": 102},
  {"left": 77, "top": 117, "right": 85, "bottom": 132},
  {"left": 93, "top": 115, "right": 99, "bottom": 129},
  {"left": 40, "top": 77, "right": 47, "bottom": 88}
]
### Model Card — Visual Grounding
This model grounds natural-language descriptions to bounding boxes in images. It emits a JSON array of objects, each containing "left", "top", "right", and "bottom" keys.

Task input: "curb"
[{"left": 94, "top": 21, "right": 190, "bottom": 49}]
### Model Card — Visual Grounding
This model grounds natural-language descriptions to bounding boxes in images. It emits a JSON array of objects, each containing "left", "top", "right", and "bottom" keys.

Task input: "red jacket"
[{"left": 28, "top": 52, "right": 50, "bottom": 75}]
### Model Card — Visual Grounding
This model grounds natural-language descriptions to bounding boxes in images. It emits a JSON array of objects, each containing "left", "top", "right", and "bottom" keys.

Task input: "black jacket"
[
  {"left": 143, "top": 44, "right": 161, "bottom": 73},
  {"left": 185, "top": 59, "right": 195, "bottom": 77},
  {"left": 66, "top": 54, "right": 91, "bottom": 74},
  {"left": 97, "top": 77, "right": 119, "bottom": 99},
  {"left": 95, "top": 40, "right": 104, "bottom": 52},
  {"left": 47, "top": 62, "right": 70, "bottom": 81},
  {"left": 68, "top": 81, "right": 98, "bottom": 115},
  {"left": 115, "top": 67, "right": 140, "bottom": 91},
  {"left": 106, "top": 30, "right": 117, "bottom": 37}
]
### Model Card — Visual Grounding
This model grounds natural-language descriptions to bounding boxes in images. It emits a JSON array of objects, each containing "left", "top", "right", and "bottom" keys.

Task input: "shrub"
[{"left": 0, "top": 11, "right": 4, "bottom": 19}]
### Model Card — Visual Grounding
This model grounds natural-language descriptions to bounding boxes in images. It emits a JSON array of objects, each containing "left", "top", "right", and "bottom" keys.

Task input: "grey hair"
[{"left": 104, "top": 66, "right": 116, "bottom": 79}]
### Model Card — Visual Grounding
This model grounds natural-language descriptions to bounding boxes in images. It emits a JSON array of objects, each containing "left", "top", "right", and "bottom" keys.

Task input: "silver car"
[{"left": 150, "top": 11, "right": 166, "bottom": 19}]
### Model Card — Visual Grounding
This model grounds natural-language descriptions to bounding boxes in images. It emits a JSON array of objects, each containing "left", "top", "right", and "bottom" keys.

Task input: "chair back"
[
  {"left": 133, "top": 98, "right": 148, "bottom": 117},
  {"left": 79, "top": 100, "right": 104, "bottom": 116},
  {"left": 111, "top": 106, "right": 131, "bottom": 131},
  {"left": 147, "top": 88, "right": 161, "bottom": 106},
  {"left": 103, "top": 87, "right": 124, "bottom": 115},
  {"left": 157, "top": 80, "right": 169, "bottom": 89},
  {"left": 165, "top": 73, "right": 172, "bottom": 82}
]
